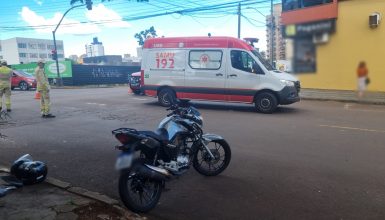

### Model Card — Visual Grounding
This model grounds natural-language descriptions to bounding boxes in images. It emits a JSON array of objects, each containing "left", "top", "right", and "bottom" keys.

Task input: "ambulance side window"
[
  {"left": 188, "top": 50, "right": 223, "bottom": 70},
  {"left": 231, "top": 50, "right": 263, "bottom": 74}
]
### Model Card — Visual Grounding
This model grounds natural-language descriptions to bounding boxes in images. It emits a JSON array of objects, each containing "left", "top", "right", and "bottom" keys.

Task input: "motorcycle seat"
[{"left": 140, "top": 128, "right": 169, "bottom": 142}]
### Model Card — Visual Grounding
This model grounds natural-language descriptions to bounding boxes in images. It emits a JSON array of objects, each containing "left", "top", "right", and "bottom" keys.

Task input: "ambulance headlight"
[{"left": 280, "top": 80, "right": 295, "bottom": 87}]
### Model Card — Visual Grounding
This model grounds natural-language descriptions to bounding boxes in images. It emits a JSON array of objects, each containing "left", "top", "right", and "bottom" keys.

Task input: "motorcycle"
[{"left": 112, "top": 100, "right": 231, "bottom": 213}]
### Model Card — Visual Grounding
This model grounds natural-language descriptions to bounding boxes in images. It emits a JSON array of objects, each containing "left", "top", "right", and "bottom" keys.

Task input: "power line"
[
  {"left": 241, "top": 15, "right": 266, "bottom": 28},
  {"left": 1, "top": 0, "right": 271, "bottom": 30},
  {"left": 1, "top": 0, "right": 272, "bottom": 24}
]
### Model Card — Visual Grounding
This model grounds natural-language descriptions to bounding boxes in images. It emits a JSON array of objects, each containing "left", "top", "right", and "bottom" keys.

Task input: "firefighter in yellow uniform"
[
  {"left": 35, "top": 60, "right": 55, "bottom": 118},
  {"left": 0, "top": 60, "right": 12, "bottom": 112}
]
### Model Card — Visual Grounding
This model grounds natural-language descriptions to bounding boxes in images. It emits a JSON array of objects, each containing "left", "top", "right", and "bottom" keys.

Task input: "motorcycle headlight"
[{"left": 280, "top": 79, "right": 295, "bottom": 87}]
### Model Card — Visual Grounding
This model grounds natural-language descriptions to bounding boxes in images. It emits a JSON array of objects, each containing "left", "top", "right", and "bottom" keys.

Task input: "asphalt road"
[{"left": 1, "top": 87, "right": 385, "bottom": 220}]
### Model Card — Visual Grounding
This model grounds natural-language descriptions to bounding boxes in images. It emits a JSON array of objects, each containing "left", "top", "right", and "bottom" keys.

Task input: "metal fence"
[{"left": 70, "top": 65, "right": 140, "bottom": 86}]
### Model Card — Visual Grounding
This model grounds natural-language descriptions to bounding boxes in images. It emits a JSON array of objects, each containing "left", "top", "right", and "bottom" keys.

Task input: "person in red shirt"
[{"left": 357, "top": 61, "right": 369, "bottom": 98}]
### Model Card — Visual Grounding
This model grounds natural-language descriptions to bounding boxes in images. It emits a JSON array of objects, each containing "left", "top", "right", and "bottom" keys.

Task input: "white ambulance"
[{"left": 141, "top": 36, "right": 300, "bottom": 113}]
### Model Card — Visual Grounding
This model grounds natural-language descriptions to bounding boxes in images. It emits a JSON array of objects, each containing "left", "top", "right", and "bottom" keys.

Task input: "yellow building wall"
[{"left": 299, "top": 0, "right": 385, "bottom": 91}]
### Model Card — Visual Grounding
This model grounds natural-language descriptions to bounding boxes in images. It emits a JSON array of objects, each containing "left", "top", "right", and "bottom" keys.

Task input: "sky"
[{"left": 0, "top": 0, "right": 277, "bottom": 58}]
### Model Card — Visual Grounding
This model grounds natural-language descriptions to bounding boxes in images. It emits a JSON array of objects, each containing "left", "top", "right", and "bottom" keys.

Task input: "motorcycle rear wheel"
[
  {"left": 193, "top": 139, "right": 231, "bottom": 176},
  {"left": 119, "top": 169, "right": 162, "bottom": 213}
]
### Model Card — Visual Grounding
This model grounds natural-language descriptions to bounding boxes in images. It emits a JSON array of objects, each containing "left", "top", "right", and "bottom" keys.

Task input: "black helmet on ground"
[{"left": 10, "top": 154, "right": 48, "bottom": 185}]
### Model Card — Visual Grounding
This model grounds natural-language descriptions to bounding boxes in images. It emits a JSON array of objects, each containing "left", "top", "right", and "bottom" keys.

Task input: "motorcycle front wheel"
[
  {"left": 119, "top": 169, "right": 162, "bottom": 213},
  {"left": 193, "top": 139, "right": 231, "bottom": 176}
]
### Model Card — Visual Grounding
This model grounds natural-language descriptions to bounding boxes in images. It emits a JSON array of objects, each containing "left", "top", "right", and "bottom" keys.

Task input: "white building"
[
  {"left": 136, "top": 47, "right": 143, "bottom": 58},
  {"left": 266, "top": 3, "right": 286, "bottom": 62},
  {"left": 0, "top": 37, "right": 64, "bottom": 65},
  {"left": 85, "top": 37, "right": 105, "bottom": 57}
]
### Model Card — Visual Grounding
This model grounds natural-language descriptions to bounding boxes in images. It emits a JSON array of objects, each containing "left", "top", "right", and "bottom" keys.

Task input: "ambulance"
[{"left": 141, "top": 36, "right": 300, "bottom": 113}]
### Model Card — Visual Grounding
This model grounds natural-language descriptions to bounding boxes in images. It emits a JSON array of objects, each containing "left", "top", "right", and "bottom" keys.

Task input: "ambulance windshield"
[{"left": 251, "top": 50, "right": 274, "bottom": 71}]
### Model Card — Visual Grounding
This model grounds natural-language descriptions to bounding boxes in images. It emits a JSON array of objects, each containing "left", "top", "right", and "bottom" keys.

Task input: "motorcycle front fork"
[{"left": 200, "top": 139, "right": 215, "bottom": 159}]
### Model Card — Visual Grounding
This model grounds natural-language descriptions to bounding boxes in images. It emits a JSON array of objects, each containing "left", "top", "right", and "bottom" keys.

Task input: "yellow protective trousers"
[
  {"left": 40, "top": 89, "right": 51, "bottom": 115},
  {"left": 0, "top": 83, "right": 11, "bottom": 110}
]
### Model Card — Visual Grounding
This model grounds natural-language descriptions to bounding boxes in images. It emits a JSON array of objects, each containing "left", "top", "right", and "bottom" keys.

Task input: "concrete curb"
[
  {"left": 299, "top": 89, "right": 385, "bottom": 105},
  {"left": 300, "top": 96, "right": 385, "bottom": 105},
  {"left": 0, "top": 165, "right": 144, "bottom": 220}
]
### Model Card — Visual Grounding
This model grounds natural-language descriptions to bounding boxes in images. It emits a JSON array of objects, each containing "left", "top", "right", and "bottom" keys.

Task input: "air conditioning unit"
[
  {"left": 369, "top": 12, "right": 381, "bottom": 28},
  {"left": 312, "top": 33, "right": 329, "bottom": 44}
]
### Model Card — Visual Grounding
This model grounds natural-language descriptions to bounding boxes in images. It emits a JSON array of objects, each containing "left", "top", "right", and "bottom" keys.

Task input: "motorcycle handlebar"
[{"left": 166, "top": 106, "right": 189, "bottom": 117}]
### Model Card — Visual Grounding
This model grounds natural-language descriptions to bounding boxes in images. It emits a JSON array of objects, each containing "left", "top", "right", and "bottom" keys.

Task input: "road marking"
[
  {"left": 320, "top": 125, "right": 385, "bottom": 133},
  {"left": 86, "top": 102, "right": 106, "bottom": 106},
  {"left": 343, "top": 103, "right": 385, "bottom": 113},
  {"left": 344, "top": 104, "right": 353, "bottom": 109},
  {"left": 133, "top": 98, "right": 148, "bottom": 101},
  {"left": 344, "top": 108, "right": 385, "bottom": 113}
]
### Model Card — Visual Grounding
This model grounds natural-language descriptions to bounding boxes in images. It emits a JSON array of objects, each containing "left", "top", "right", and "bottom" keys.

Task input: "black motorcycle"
[{"left": 112, "top": 100, "right": 231, "bottom": 213}]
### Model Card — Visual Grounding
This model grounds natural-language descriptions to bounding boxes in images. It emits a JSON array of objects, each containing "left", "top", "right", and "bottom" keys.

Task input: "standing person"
[
  {"left": 0, "top": 60, "right": 12, "bottom": 112},
  {"left": 35, "top": 60, "right": 55, "bottom": 118},
  {"left": 357, "top": 61, "right": 369, "bottom": 99}
]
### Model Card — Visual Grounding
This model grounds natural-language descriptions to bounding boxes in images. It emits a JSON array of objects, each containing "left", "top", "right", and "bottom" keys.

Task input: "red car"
[
  {"left": 129, "top": 71, "right": 142, "bottom": 95},
  {"left": 11, "top": 70, "right": 37, "bottom": 91}
]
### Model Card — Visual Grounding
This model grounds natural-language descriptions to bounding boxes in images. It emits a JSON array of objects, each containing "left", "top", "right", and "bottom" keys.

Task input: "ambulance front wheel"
[
  {"left": 158, "top": 88, "right": 176, "bottom": 107},
  {"left": 254, "top": 92, "right": 278, "bottom": 114}
]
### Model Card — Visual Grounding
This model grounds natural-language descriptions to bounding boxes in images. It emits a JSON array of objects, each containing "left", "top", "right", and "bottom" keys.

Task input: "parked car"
[
  {"left": 11, "top": 70, "right": 37, "bottom": 91},
  {"left": 129, "top": 71, "right": 142, "bottom": 95}
]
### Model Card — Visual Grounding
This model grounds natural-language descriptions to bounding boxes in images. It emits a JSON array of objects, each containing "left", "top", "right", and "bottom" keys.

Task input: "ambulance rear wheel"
[
  {"left": 255, "top": 92, "right": 278, "bottom": 114},
  {"left": 158, "top": 88, "right": 176, "bottom": 107}
]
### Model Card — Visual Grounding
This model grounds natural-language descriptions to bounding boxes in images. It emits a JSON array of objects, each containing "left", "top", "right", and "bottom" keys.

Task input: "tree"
[{"left": 134, "top": 26, "right": 157, "bottom": 46}]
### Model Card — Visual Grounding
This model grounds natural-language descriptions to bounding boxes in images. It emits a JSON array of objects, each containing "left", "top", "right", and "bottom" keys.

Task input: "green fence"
[{"left": 12, "top": 61, "right": 73, "bottom": 78}]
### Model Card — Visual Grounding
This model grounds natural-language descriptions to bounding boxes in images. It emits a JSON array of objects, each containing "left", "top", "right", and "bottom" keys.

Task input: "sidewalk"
[
  {"left": 300, "top": 88, "right": 385, "bottom": 105},
  {"left": 0, "top": 167, "right": 144, "bottom": 220}
]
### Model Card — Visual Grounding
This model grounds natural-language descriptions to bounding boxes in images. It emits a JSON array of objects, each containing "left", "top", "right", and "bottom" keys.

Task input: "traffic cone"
[{"left": 34, "top": 91, "right": 41, "bottom": 100}]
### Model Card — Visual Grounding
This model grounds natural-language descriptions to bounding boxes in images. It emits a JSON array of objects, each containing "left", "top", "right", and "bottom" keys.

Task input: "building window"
[
  {"left": 18, "top": 43, "right": 27, "bottom": 49},
  {"left": 38, "top": 43, "right": 46, "bottom": 50},
  {"left": 283, "top": 0, "right": 333, "bottom": 11},
  {"left": 29, "top": 43, "right": 37, "bottom": 49},
  {"left": 30, "top": 53, "right": 38, "bottom": 58},
  {"left": 189, "top": 50, "right": 222, "bottom": 70},
  {"left": 303, "top": 0, "right": 332, "bottom": 7},
  {"left": 57, "top": 45, "right": 63, "bottom": 50},
  {"left": 57, "top": 54, "right": 64, "bottom": 59},
  {"left": 294, "top": 38, "right": 316, "bottom": 73},
  {"left": 0, "top": 45, "right": 2, "bottom": 51},
  {"left": 19, "top": 53, "right": 27, "bottom": 58},
  {"left": 0, "top": 56, "right": 3, "bottom": 59},
  {"left": 39, "top": 54, "right": 47, "bottom": 59},
  {"left": 47, "top": 45, "right": 55, "bottom": 50}
]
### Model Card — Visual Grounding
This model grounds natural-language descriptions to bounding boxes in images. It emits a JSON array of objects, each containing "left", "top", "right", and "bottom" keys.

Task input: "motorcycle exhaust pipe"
[{"left": 136, "top": 164, "right": 171, "bottom": 181}]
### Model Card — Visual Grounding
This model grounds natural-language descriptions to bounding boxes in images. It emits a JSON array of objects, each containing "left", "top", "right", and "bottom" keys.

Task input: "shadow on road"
[{"left": 143, "top": 101, "right": 303, "bottom": 115}]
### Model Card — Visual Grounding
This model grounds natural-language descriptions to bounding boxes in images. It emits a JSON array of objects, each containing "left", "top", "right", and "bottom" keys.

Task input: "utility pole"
[
  {"left": 237, "top": 2, "right": 241, "bottom": 39},
  {"left": 52, "top": 1, "right": 92, "bottom": 86},
  {"left": 270, "top": 0, "right": 274, "bottom": 66}
]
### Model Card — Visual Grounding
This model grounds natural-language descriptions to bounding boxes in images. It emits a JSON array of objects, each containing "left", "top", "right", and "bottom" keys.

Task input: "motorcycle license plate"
[{"left": 115, "top": 153, "right": 133, "bottom": 170}]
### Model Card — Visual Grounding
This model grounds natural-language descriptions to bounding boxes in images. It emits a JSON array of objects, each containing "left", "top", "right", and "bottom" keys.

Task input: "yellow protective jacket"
[
  {"left": 0, "top": 66, "right": 12, "bottom": 87},
  {"left": 35, "top": 66, "right": 50, "bottom": 91}
]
